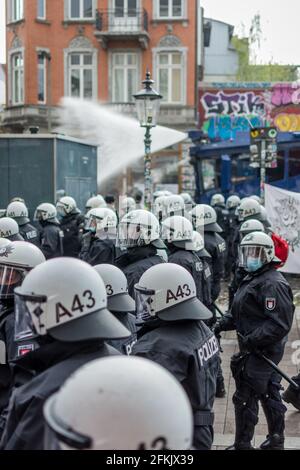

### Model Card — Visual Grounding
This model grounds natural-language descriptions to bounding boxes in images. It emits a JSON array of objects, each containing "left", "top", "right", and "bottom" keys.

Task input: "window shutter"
[
  {"left": 64, "top": 0, "right": 70, "bottom": 20},
  {"left": 6, "top": 0, "right": 12, "bottom": 23}
]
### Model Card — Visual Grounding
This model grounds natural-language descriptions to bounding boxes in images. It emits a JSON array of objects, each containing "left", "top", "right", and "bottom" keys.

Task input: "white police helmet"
[
  {"left": 56, "top": 197, "right": 77, "bottom": 216},
  {"left": 190, "top": 205, "right": 222, "bottom": 233},
  {"left": 85, "top": 195, "right": 106, "bottom": 212},
  {"left": 210, "top": 194, "right": 225, "bottom": 207},
  {"left": 135, "top": 263, "right": 212, "bottom": 323},
  {"left": 118, "top": 210, "right": 164, "bottom": 249},
  {"left": 164, "top": 195, "right": 185, "bottom": 218},
  {"left": 239, "top": 231, "right": 280, "bottom": 272},
  {"left": 240, "top": 219, "right": 265, "bottom": 235},
  {"left": 226, "top": 195, "right": 241, "bottom": 210},
  {"left": 14, "top": 258, "right": 130, "bottom": 343},
  {"left": 34, "top": 203, "right": 58, "bottom": 222},
  {"left": 0, "top": 238, "right": 11, "bottom": 249},
  {"left": 161, "top": 216, "right": 194, "bottom": 251},
  {"left": 250, "top": 195, "right": 262, "bottom": 204},
  {"left": 119, "top": 197, "right": 136, "bottom": 215},
  {"left": 43, "top": 356, "right": 193, "bottom": 450},
  {"left": 85, "top": 208, "right": 117, "bottom": 239},
  {"left": 0, "top": 241, "right": 45, "bottom": 300},
  {"left": 237, "top": 198, "right": 262, "bottom": 222},
  {"left": 0, "top": 217, "right": 23, "bottom": 241},
  {"left": 153, "top": 196, "right": 167, "bottom": 220},
  {"left": 94, "top": 264, "right": 135, "bottom": 313},
  {"left": 6, "top": 201, "right": 30, "bottom": 225},
  {"left": 192, "top": 231, "right": 211, "bottom": 258}
]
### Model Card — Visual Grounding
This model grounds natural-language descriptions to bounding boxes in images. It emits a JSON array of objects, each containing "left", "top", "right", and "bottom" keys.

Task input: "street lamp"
[{"left": 133, "top": 70, "right": 162, "bottom": 210}]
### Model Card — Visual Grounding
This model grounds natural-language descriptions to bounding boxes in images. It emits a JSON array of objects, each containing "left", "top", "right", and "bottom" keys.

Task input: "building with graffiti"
[{"left": 198, "top": 82, "right": 300, "bottom": 141}]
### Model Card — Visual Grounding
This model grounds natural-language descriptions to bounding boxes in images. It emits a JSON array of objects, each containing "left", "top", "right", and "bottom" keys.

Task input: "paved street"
[{"left": 212, "top": 303, "right": 300, "bottom": 450}]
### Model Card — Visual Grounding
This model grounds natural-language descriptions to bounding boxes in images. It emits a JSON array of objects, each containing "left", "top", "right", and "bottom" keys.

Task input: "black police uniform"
[
  {"left": 19, "top": 223, "right": 40, "bottom": 247},
  {"left": 79, "top": 233, "right": 116, "bottom": 266},
  {"left": 59, "top": 212, "right": 84, "bottom": 257},
  {"left": 225, "top": 208, "right": 239, "bottom": 278},
  {"left": 0, "top": 340, "right": 120, "bottom": 450},
  {"left": 195, "top": 250, "right": 213, "bottom": 310},
  {"left": 39, "top": 220, "right": 63, "bottom": 259},
  {"left": 167, "top": 244, "right": 204, "bottom": 302},
  {"left": 204, "top": 232, "right": 226, "bottom": 303},
  {"left": 216, "top": 265, "right": 294, "bottom": 449},
  {"left": 115, "top": 245, "right": 165, "bottom": 298},
  {"left": 107, "top": 312, "right": 137, "bottom": 355},
  {"left": 214, "top": 205, "right": 229, "bottom": 237},
  {"left": 132, "top": 320, "right": 219, "bottom": 450}
]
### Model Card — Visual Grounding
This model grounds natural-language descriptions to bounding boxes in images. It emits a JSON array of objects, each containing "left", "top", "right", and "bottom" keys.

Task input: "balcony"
[{"left": 94, "top": 9, "right": 150, "bottom": 49}]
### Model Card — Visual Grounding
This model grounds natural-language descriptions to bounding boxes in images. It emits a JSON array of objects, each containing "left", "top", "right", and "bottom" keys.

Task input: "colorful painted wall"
[{"left": 199, "top": 82, "right": 300, "bottom": 140}]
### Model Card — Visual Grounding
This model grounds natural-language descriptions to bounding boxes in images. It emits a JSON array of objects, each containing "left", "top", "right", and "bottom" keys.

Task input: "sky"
[
  {"left": 1, "top": 0, "right": 300, "bottom": 65},
  {"left": 201, "top": 0, "right": 300, "bottom": 65}
]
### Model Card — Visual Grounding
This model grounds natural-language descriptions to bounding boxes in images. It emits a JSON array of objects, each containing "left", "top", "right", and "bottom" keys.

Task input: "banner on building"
[{"left": 265, "top": 184, "right": 300, "bottom": 273}]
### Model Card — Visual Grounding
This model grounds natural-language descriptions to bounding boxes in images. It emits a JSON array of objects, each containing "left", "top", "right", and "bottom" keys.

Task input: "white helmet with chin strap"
[
  {"left": 43, "top": 356, "right": 193, "bottom": 450},
  {"left": 14, "top": 258, "right": 130, "bottom": 343},
  {"left": 161, "top": 216, "right": 194, "bottom": 251},
  {"left": 240, "top": 219, "right": 265, "bottom": 236},
  {"left": 56, "top": 197, "right": 77, "bottom": 216},
  {"left": 0, "top": 238, "right": 11, "bottom": 249},
  {"left": 163, "top": 195, "right": 185, "bottom": 218},
  {"left": 94, "top": 264, "right": 135, "bottom": 313},
  {"left": 192, "top": 231, "right": 211, "bottom": 258},
  {"left": 135, "top": 263, "right": 212, "bottom": 324},
  {"left": 237, "top": 198, "right": 262, "bottom": 222},
  {"left": 153, "top": 196, "right": 166, "bottom": 220},
  {"left": 119, "top": 197, "right": 136, "bottom": 215},
  {"left": 34, "top": 203, "right": 58, "bottom": 223},
  {"left": 6, "top": 201, "right": 30, "bottom": 225},
  {"left": 226, "top": 195, "right": 241, "bottom": 210},
  {"left": 211, "top": 194, "right": 225, "bottom": 207},
  {"left": 239, "top": 231, "right": 280, "bottom": 272},
  {"left": 250, "top": 195, "right": 262, "bottom": 204},
  {"left": 85, "top": 208, "right": 117, "bottom": 238},
  {"left": 0, "top": 217, "right": 24, "bottom": 241},
  {"left": 118, "top": 210, "right": 164, "bottom": 249},
  {"left": 0, "top": 241, "right": 45, "bottom": 300},
  {"left": 85, "top": 196, "right": 107, "bottom": 212},
  {"left": 190, "top": 205, "right": 222, "bottom": 233}
]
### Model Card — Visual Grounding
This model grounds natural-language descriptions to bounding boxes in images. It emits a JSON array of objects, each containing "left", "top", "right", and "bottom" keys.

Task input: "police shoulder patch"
[{"left": 265, "top": 297, "right": 276, "bottom": 311}]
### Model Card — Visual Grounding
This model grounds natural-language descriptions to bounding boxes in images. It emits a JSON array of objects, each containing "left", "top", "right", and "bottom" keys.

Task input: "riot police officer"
[
  {"left": 43, "top": 356, "right": 193, "bottom": 450},
  {"left": 132, "top": 263, "right": 218, "bottom": 450},
  {"left": 6, "top": 201, "right": 40, "bottom": 247},
  {"left": 163, "top": 195, "right": 185, "bottom": 218},
  {"left": 211, "top": 194, "right": 229, "bottom": 236},
  {"left": 56, "top": 196, "right": 84, "bottom": 257},
  {"left": 215, "top": 232, "right": 294, "bottom": 450},
  {"left": 79, "top": 208, "right": 117, "bottom": 266},
  {"left": 0, "top": 257, "right": 130, "bottom": 450},
  {"left": 0, "top": 218, "right": 24, "bottom": 242},
  {"left": 34, "top": 204, "right": 63, "bottom": 259},
  {"left": 192, "top": 231, "right": 213, "bottom": 310},
  {"left": 190, "top": 204, "right": 226, "bottom": 397},
  {"left": 85, "top": 195, "right": 106, "bottom": 213},
  {"left": 0, "top": 242, "right": 45, "bottom": 435},
  {"left": 225, "top": 195, "right": 241, "bottom": 279},
  {"left": 161, "top": 216, "right": 204, "bottom": 302},
  {"left": 94, "top": 264, "right": 137, "bottom": 355},
  {"left": 115, "top": 210, "right": 165, "bottom": 297}
]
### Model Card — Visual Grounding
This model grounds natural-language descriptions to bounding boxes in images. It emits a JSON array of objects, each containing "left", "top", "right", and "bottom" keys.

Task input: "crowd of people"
[{"left": 0, "top": 190, "right": 299, "bottom": 450}]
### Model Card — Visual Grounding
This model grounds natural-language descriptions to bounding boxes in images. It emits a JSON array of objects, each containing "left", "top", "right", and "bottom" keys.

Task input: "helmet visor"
[
  {"left": 135, "top": 286, "right": 156, "bottom": 323},
  {"left": 239, "top": 245, "right": 267, "bottom": 269},
  {"left": 56, "top": 204, "right": 67, "bottom": 217},
  {"left": 0, "top": 266, "right": 27, "bottom": 300},
  {"left": 34, "top": 209, "right": 46, "bottom": 221},
  {"left": 44, "top": 395, "right": 92, "bottom": 450},
  {"left": 14, "top": 290, "right": 48, "bottom": 341},
  {"left": 117, "top": 223, "right": 144, "bottom": 248}
]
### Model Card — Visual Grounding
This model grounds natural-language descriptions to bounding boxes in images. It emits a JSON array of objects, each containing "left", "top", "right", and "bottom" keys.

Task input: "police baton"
[{"left": 237, "top": 333, "right": 300, "bottom": 391}]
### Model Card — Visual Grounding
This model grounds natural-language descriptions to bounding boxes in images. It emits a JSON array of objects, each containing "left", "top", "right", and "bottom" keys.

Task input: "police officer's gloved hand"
[{"left": 212, "top": 322, "right": 222, "bottom": 337}]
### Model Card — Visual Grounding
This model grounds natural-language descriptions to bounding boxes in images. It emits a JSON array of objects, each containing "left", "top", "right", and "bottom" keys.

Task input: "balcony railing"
[{"left": 95, "top": 9, "right": 148, "bottom": 33}]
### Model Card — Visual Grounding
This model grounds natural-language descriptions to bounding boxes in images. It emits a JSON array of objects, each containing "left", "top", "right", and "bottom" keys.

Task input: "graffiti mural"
[{"left": 199, "top": 82, "right": 300, "bottom": 140}]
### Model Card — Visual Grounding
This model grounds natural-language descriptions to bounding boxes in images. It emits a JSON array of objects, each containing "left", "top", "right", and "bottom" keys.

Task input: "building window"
[
  {"left": 112, "top": 53, "right": 138, "bottom": 102},
  {"left": 68, "top": 53, "right": 93, "bottom": 99},
  {"left": 157, "top": 52, "right": 183, "bottom": 104},
  {"left": 37, "top": 54, "right": 46, "bottom": 103},
  {"left": 37, "top": 0, "right": 46, "bottom": 19},
  {"left": 11, "top": 52, "right": 24, "bottom": 104},
  {"left": 158, "top": 0, "right": 183, "bottom": 18},
  {"left": 69, "top": 0, "right": 93, "bottom": 19},
  {"left": 10, "top": 0, "right": 24, "bottom": 22}
]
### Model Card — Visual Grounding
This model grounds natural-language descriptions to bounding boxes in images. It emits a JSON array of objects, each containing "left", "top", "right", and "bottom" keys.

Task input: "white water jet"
[{"left": 57, "top": 98, "right": 187, "bottom": 184}]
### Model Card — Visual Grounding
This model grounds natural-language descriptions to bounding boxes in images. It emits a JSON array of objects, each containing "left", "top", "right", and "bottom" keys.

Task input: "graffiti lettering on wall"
[{"left": 199, "top": 83, "right": 300, "bottom": 140}]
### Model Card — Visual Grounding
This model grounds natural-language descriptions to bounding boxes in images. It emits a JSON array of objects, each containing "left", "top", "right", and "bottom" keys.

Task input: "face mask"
[{"left": 246, "top": 257, "right": 263, "bottom": 272}]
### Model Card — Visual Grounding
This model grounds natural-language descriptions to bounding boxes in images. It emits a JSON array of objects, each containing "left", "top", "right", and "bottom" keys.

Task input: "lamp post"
[{"left": 133, "top": 70, "right": 162, "bottom": 211}]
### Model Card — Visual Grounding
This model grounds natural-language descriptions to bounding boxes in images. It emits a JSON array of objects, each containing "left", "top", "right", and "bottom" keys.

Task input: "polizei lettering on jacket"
[{"left": 197, "top": 335, "right": 219, "bottom": 366}]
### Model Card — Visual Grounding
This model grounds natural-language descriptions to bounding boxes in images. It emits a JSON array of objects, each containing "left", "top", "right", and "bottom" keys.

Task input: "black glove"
[{"left": 212, "top": 321, "right": 222, "bottom": 336}]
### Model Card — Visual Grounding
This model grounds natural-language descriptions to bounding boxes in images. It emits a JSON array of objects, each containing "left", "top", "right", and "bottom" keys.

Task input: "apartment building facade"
[{"left": 3, "top": 0, "right": 200, "bottom": 132}]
